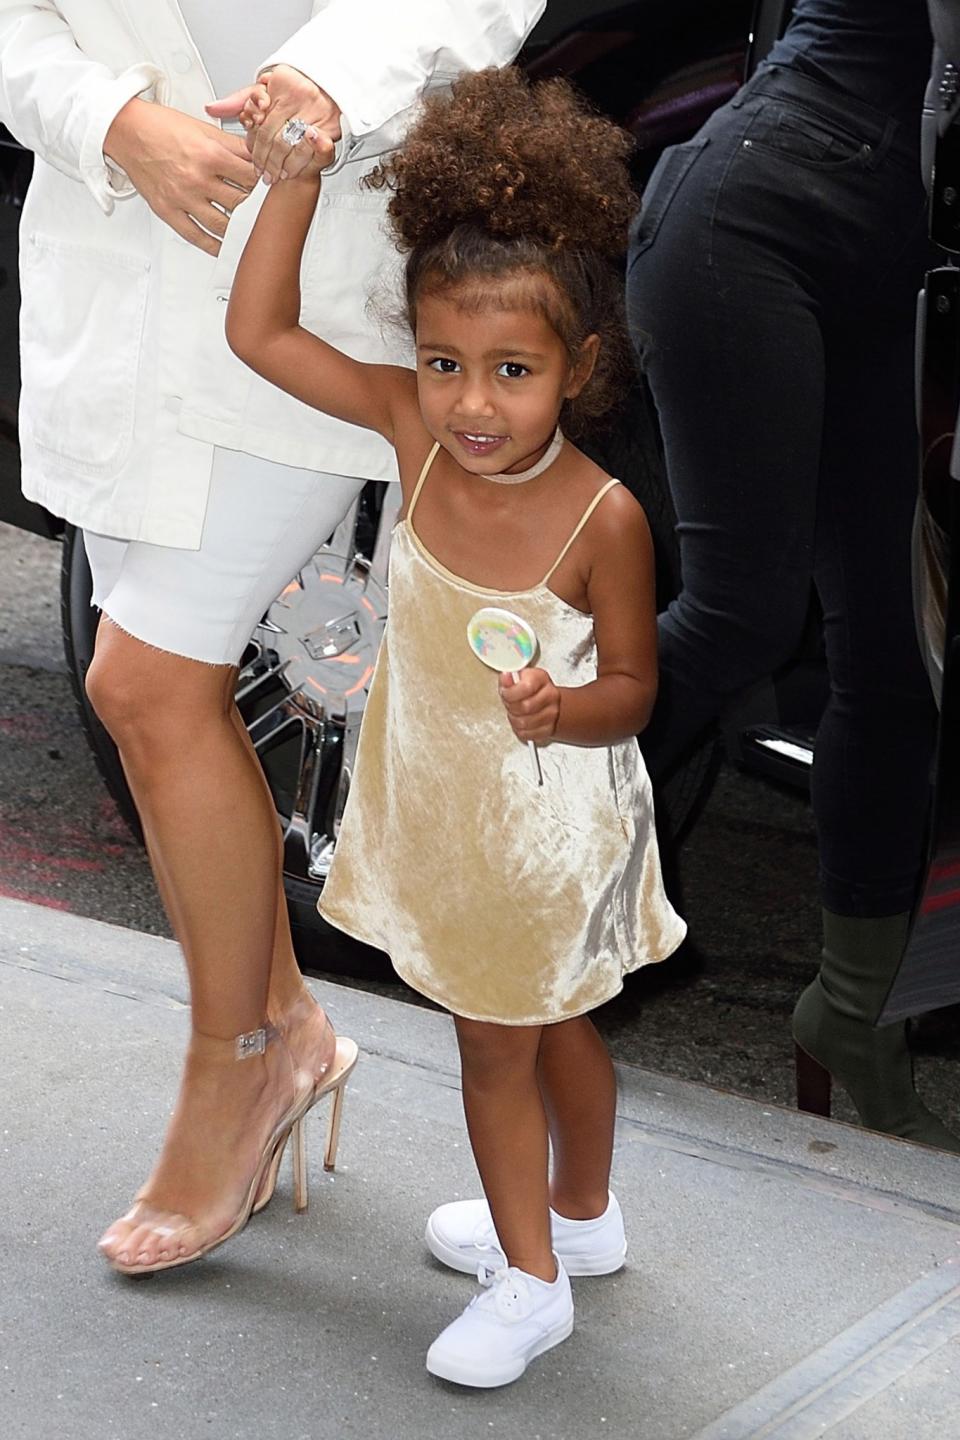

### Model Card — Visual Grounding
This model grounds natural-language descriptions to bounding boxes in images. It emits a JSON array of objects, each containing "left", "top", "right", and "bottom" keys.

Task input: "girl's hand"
[
  {"left": 237, "top": 83, "right": 271, "bottom": 136},
  {"left": 207, "top": 65, "right": 341, "bottom": 184},
  {"left": 498, "top": 669, "right": 561, "bottom": 744},
  {"left": 233, "top": 86, "right": 333, "bottom": 180},
  {"left": 104, "top": 98, "right": 256, "bottom": 256}
]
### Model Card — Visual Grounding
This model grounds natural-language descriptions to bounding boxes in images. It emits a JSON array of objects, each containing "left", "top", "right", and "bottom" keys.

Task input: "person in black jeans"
[{"left": 627, "top": 0, "right": 959, "bottom": 1147}]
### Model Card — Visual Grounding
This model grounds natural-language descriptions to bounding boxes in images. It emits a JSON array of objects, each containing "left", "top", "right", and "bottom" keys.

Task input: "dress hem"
[{"left": 318, "top": 902, "right": 687, "bottom": 1027}]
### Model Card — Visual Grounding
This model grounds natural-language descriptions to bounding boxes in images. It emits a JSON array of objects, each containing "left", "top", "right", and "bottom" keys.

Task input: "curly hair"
[{"left": 365, "top": 67, "right": 637, "bottom": 433}]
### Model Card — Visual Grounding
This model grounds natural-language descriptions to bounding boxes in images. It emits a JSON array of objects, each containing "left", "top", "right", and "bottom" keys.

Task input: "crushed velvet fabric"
[{"left": 319, "top": 452, "right": 686, "bottom": 1025}]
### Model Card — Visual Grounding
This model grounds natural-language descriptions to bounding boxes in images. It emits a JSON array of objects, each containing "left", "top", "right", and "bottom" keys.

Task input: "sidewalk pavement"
[{"left": 3, "top": 895, "right": 960, "bottom": 1440}]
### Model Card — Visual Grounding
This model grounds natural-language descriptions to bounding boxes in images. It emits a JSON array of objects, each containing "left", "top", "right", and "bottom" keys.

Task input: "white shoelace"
[
  {"left": 470, "top": 1217, "right": 500, "bottom": 1255},
  {"left": 473, "top": 1262, "right": 534, "bottom": 1322}
]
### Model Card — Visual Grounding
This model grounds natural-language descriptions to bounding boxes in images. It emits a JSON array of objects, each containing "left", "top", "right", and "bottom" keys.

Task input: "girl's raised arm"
[{"left": 225, "top": 168, "right": 414, "bottom": 441}]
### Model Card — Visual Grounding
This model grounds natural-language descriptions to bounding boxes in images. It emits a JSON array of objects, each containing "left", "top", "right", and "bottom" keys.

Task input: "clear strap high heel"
[{"left": 101, "top": 1026, "right": 357, "bottom": 1275}]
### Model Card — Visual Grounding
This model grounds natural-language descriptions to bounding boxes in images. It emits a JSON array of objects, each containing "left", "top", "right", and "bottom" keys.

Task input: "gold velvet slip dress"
[{"left": 319, "top": 444, "right": 686, "bottom": 1025}]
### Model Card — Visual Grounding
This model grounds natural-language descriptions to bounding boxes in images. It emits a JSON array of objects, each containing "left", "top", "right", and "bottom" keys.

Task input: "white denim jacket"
[{"left": 0, "top": 0, "right": 545, "bottom": 545}]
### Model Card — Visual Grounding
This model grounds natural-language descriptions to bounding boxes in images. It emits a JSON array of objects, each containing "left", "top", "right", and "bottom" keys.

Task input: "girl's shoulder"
[
  {"left": 545, "top": 451, "right": 653, "bottom": 603},
  {"left": 562, "top": 447, "right": 649, "bottom": 536},
  {"left": 578, "top": 481, "right": 652, "bottom": 572},
  {"left": 556, "top": 452, "right": 654, "bottom": 588}
]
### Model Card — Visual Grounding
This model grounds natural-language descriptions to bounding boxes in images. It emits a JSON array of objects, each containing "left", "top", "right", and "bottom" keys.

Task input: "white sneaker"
[
  {"left": 425, "top": 1192, "right": 627, "bottom": 1277},
  {"left": 426, "top": 1257, "right": 574, "bottom": 1388}
]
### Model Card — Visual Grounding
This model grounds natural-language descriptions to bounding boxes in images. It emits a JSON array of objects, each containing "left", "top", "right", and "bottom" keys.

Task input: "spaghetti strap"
[
  {"left": 541, "top": 479, "right": 621, "bottom": 585},
  {"left": 407, "top": 442, "right": 441, "bottom": 522}
]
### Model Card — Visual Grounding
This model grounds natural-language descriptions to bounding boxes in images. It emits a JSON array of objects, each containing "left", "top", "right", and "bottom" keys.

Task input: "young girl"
[{"left": 229, "top": 66, "right": 685, "bottom": 1388}]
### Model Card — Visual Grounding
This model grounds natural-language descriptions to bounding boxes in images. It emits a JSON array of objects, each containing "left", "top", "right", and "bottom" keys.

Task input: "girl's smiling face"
[{"left": 414, "top": 289, "right": 597, "bottom": 476}]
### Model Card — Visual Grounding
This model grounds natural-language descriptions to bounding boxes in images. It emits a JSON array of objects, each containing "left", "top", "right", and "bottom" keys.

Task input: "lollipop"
[{"left": 466, "top": 607, "right": 544, "bottom": 786}]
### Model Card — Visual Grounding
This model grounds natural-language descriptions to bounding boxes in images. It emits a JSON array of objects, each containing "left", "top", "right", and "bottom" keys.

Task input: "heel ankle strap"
[{"left": 235, "top": 1024, "right": 277, "bottom": 1061}]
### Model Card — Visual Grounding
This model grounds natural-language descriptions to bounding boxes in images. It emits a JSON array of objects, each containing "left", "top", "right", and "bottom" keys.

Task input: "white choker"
[{"left": 486, "top": 428, "right": 564, "bottom": 485}]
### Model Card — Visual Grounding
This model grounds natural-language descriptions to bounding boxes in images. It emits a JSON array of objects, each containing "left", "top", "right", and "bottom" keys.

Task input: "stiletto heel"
[
  {"left": 795, "top": 1041, "right": 831, "bottom": 1118},
  {"left": 320, "top": 1036, "right": 358, "bottom": 1171},
  {"left": 324, "top": 1078, "right": 347, "bottom": 1171},
  {"left": 292, "top": 1117, "right": 308, "bottom": 1212},
  {"left": 253, "top": 1033, "right": 359, "bottom": 1210}
]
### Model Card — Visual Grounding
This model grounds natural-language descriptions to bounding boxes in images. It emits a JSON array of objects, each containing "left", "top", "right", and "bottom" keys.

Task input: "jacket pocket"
[
  {"left": 20, "top": 233, "right": 150, "bottom": 474},
  {"left": 628, "top": 136, "right": 711, "bottom": 262}
]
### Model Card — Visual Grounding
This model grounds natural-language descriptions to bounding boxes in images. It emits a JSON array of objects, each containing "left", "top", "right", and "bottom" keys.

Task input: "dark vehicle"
[{"left": 0, "top": 1, "right": 799, "bottom": 977}]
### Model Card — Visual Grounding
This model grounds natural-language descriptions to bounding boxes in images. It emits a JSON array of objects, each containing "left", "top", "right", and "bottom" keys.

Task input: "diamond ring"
[{"left": 280, "top": 117, "right": 308, "bottom": 147}]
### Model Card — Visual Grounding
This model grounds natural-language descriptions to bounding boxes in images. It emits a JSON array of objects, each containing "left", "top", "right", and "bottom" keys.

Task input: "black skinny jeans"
[{"left": 626, "top": 63, "right": 937, "bottom": 917}]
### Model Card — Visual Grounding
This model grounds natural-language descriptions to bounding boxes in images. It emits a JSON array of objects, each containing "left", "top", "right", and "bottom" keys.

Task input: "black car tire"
[
  {"left": 60, "top": 392, "right": 717, "bottom": 982},
  {"left": 61, "top": 523, "right": 142, "bottom": 841}
]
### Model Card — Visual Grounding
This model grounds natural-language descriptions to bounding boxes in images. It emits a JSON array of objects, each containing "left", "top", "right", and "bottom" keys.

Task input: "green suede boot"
[{"left": 792, "top": 910, "right": 960, "bottom": 1151}]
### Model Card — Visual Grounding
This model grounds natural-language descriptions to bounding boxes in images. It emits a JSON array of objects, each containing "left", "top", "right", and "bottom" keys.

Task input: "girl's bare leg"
[
  {"left": 454, "top": 1017, "right": 554, "bottom": 1282},
  {"left": 88, "top": 621, "right": 332, "bottom": 1268},
  {"left": 537, "top": 1015, "right": 617, "bottom": 1219}
]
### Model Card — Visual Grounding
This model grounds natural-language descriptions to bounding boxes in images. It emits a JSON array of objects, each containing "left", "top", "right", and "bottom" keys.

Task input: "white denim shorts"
[{"left": 83, "top": 448, "right": 367, "bottom": 665}]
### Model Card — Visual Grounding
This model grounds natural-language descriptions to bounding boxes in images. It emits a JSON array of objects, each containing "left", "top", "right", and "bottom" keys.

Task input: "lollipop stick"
[{"left": 511, "top": 670, "right": 544, "bottom": 786}]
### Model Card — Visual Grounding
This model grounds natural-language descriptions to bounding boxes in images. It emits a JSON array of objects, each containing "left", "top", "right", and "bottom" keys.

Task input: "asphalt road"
[{"left": 2, "top": 519, "right": 959, "bottom": 1133}]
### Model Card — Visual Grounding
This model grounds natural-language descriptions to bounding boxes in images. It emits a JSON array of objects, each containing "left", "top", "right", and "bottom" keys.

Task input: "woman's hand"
[
  {"left": 499, "top": 670, "right": 561, "bottom": 744},
  {"left": 104, "top": 98, "right": 257, "bottom": 256},
  {"left": 207, "top": 65, "right": 341, "bottom": 184}
]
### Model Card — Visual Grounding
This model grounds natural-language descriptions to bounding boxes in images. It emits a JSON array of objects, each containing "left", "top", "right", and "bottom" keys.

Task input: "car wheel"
[{"left": 60, "top": 401, "right": 717, "bottom": 982}]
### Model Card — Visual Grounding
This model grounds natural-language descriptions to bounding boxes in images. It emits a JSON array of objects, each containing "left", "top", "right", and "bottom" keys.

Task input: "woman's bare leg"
[
  {"left": 88, "top": 620, "right": 332, "bottom": 1267},
  {"left": 454, "top": 1017, "right": 554, "bottom": 1281},
  {"left": 229, "top": 706, "right": 335, "bottom": 1085},
  {"left": 537, "top": 1015, "right": 617, "bottom": 1219},
  {"left": 139, "top": 697, "right": 335, "bottom": 1081}
]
